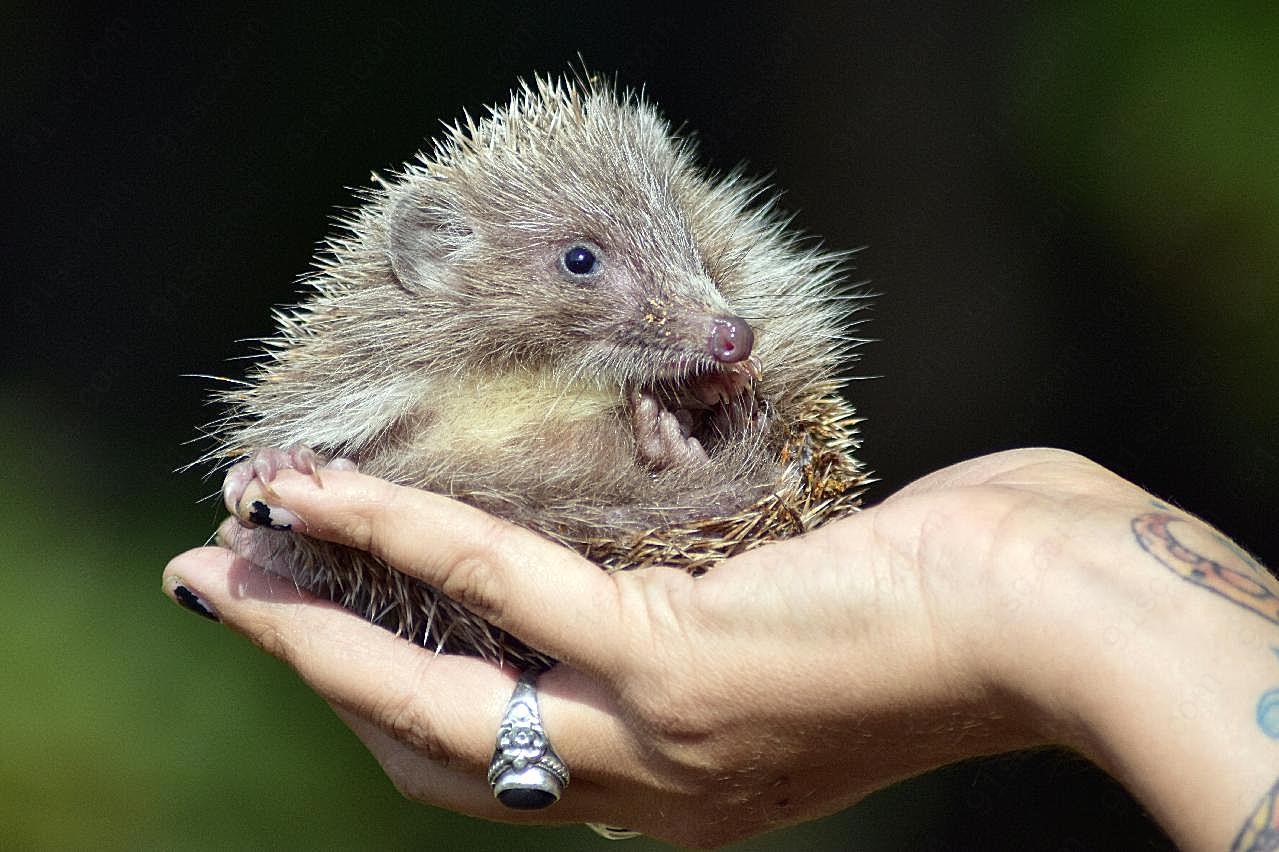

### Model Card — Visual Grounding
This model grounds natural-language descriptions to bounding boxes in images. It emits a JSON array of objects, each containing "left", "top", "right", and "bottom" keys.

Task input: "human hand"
[{"left": 163, "top": 448, "right": 1277, "bottom": 848}]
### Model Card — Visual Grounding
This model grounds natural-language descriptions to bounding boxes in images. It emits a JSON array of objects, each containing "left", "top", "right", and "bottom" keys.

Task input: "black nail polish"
[
  {"left": 248, "top": 499, "right": 303, "bottom": 531},
  {"left": 249, "top": 500, "right": 275, "bottom": 528},
  {"left": 173, "top": 584, "right": 220, "bottom": 622}
]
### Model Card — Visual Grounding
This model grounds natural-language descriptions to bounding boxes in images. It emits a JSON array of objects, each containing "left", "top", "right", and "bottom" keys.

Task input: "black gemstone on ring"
[{"left": 498, "top": 788, "right": 558, "bottom": 810}]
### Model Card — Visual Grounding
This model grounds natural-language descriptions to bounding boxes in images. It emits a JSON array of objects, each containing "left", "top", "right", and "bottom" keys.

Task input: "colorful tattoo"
[
  {"left": 1260, "top": 649, "right": 1279, "bottom": 741},
  {"left": 1232, "top": 776, "right": 1279, "bottom": 851},
  {"left": 1132, "top": 511, "right": 1279, "bottom": 626},
  {"left": 1134, "top": 511, "right": 1279, "bottom": 848}
]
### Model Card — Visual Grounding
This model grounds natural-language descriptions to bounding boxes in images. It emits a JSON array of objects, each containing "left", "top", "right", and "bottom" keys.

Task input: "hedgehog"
[{"left": 205, "top": 75, "right": 868, "bottom": 668}]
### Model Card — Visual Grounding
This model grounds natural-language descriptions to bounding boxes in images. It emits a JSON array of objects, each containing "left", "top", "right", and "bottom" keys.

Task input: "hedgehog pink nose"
[{"left": 708, "top": 315, "right": 755, "bottom": 363}]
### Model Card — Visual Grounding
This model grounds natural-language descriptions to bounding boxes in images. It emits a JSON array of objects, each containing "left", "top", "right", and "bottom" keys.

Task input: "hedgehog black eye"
[{"left": 562, "top": 244, "right": 599, "bottom": 276}]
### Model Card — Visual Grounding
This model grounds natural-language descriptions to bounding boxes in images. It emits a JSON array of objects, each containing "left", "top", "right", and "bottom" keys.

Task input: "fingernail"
[
  {"left": 167, "top": 579, "right": 220, "bottom": 622},
  {"left": 245, "top": 499, "right": 307, "bottom": 532}
]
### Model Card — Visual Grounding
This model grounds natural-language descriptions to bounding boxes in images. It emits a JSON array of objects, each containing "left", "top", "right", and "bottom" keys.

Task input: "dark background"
[{"left": 3, "top": 2, "right": 1275, "bottom": 849}]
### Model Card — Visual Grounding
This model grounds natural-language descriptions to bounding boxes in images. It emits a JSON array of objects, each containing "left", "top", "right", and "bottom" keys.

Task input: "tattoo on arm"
[
  {"left": 1132, "top": 510, "right": 1278, "bottom": 626},
  {"left": 1233, "top": 776, "right": 1279, "bottom": 852},
  {"left": 1134, "top": 508, "right": 1279, "bottom": 849},
  {"left": 1259, "top": 649, "right": 1279, "bottom": 741}
]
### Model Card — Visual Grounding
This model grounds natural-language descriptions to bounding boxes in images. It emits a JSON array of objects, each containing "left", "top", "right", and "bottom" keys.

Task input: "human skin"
[{"left": 163, "top": 448, "right": 1279, "bottom": 849}]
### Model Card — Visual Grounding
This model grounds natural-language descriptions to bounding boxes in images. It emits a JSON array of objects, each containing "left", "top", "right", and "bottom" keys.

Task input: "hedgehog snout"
[{"left": 708, "top": 315, "right": 754, "bottom": 363}]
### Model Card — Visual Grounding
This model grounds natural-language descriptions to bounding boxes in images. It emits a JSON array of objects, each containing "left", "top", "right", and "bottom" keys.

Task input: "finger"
[
  {"left": 162, "top": 547, "right": 641, "bottom": 815},
  {"left": 226, "top": 468, "right": 627, "bottom": 672}
]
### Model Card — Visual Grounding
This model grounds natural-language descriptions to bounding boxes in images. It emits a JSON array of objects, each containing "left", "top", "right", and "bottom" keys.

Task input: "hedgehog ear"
[{"left": 385, "top": 188, "right": 471, "bottom": 288}]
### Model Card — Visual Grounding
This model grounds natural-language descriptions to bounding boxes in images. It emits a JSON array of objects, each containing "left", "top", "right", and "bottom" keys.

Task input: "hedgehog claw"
[
  {"left": 223, "top": 443, "right": 355, "bottom": 522},
  {"left": 631, "top": 390, "right": 709, "bottom": 470}
]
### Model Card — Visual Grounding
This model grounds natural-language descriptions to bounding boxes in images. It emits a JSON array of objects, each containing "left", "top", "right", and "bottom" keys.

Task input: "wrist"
[
  {"left": 987, "top": 498, "right": 1276, "bottom": 850},
  {"left": 981, "top": 497, "right": 1146, "bottom": 748}
]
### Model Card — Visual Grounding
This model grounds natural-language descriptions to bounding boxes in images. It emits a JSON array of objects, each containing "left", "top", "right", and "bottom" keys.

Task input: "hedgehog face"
[
  {"left": 384, "top": 90, "right": 761, "bottom": 380},
  {"left": 373, "top": 82, "right": 803, "bottom": 469}
]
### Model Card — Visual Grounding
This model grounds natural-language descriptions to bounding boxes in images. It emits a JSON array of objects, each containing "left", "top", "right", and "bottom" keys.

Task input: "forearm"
[{"left": 1002, "top": 501, "right": 1279, "bottom": 850}]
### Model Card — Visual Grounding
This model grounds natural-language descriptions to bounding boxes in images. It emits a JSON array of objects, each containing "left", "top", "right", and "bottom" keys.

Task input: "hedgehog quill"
[{"left": 205, "top": 75, "right": 867, "bottom": 679}]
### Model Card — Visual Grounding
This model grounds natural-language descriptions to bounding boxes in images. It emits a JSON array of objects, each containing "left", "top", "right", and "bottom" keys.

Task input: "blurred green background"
[{"left": 3, "top": 2, "right": 1276, "bottom": 849}]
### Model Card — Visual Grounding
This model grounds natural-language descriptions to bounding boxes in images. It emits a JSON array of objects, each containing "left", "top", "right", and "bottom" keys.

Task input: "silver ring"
[{"left": 488, "top": 670, "right": 569, "bottom": 809}]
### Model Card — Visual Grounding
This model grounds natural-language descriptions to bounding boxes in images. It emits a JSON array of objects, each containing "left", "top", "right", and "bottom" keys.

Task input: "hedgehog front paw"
[
  {"left": 222, "top": 443, "right": 357, "bottom": 530},
  {"left": 631, "top": 390, "right": 710, "bottom": 470}
]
